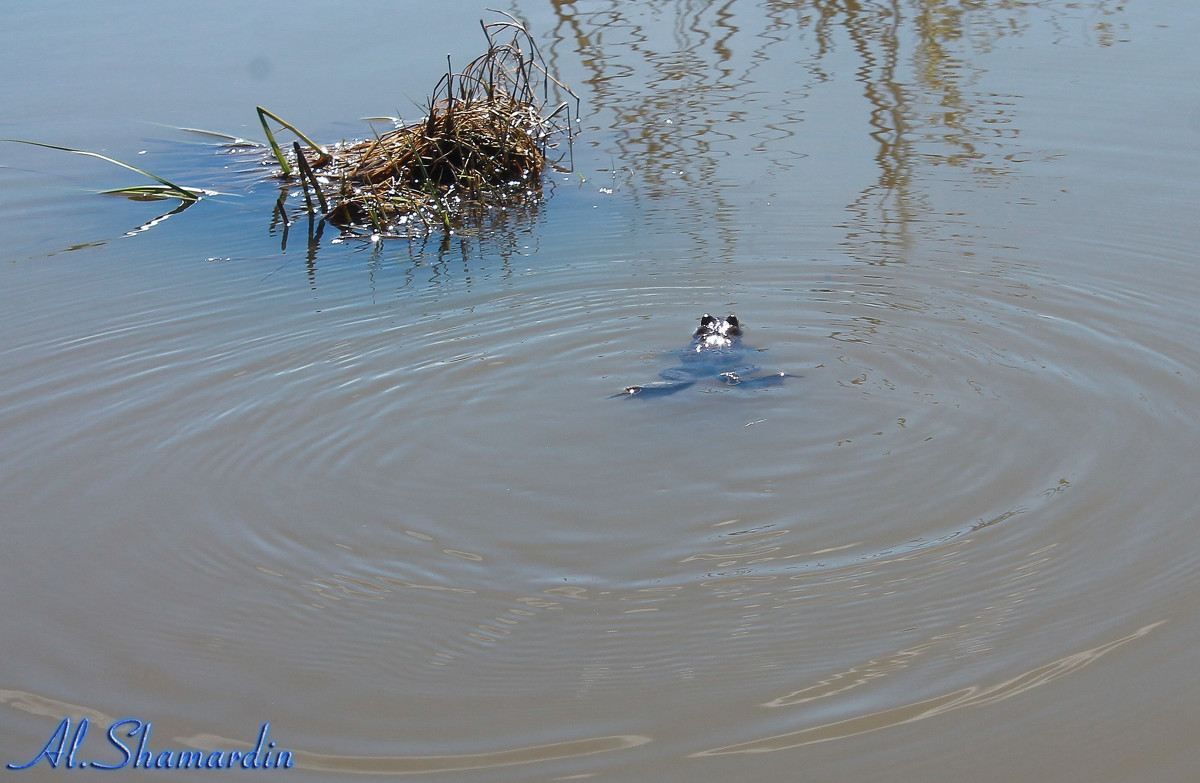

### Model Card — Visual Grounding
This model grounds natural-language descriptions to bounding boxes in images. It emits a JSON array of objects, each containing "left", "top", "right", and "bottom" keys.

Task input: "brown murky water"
[{"left": 4, "top": 1, "right": 1200, "bottom": 780}]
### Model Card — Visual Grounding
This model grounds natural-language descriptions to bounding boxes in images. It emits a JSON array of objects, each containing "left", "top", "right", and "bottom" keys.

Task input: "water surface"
[{"left": 3, "top": 1, "right": 1200, "bottom": 781}]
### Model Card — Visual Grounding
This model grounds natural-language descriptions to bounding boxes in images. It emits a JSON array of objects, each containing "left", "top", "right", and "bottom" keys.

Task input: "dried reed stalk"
[{"left": 266, "top": 13, "right": 577, "bottom": 236}]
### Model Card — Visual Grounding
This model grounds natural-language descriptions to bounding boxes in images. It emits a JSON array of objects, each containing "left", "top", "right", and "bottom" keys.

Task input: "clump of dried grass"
[{"left": 266, "top": 13, "right": 577, "bottom": 237}]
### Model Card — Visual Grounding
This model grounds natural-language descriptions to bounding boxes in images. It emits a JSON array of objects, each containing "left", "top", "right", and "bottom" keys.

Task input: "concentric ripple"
[{"left": 5, "top": 1, "right": 1200, "bottom": 779}]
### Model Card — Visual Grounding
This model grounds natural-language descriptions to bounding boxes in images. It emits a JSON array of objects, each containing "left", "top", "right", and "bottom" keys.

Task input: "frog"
[{"left": 615, "top": 314, "right": 790, "bottom": 398}]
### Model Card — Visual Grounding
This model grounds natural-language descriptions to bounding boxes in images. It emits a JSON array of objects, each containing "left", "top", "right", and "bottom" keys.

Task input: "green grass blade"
[
  {"left": 1, "top": 138, "right": 200, "bottom": 201},
  {"left": 175, "top": 126, "right": 262, "bottom": 146},
  {"left": 257, "top": 107, "right": 292, "bottom": 174},
  {"left": 100, "top": 185, "right": 191, "bottom": 202},
  {"left": 142, "top": 122, "right": 265, "bottom": 147},
  {"left": 256, "top": 107, "right": 330, "bottom": 177}
]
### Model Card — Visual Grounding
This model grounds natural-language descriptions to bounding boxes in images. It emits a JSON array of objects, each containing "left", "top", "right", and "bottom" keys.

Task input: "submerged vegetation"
[
  {"left": 3, "top": 13, "right": 576, "bottom": 242},
  {"left": 0, "top": 138, "right": 227, "bottom": 238},
  {"left": 0, "top": 139, "right": 213, "bottom": 204}
]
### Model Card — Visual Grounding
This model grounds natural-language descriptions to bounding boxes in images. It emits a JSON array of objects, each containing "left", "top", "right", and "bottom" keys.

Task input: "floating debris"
[{"left": 262, "top": 12, "right": 578, "bottom": 238}]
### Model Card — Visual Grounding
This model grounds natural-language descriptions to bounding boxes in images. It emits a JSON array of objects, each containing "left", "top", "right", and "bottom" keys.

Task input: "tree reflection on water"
[{"left": 539, "top": 0, "right": 1129, "bottom": 262}]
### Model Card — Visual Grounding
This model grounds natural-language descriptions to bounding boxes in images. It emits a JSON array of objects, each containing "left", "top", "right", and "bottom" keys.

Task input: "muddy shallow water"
[{"left": 3, "top": 1, "right": 1200, "bottom": 781}]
